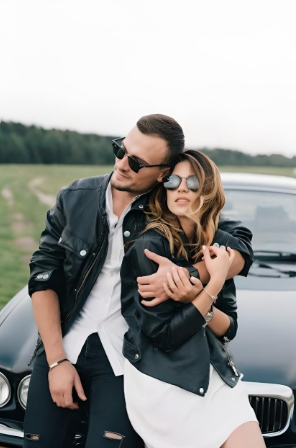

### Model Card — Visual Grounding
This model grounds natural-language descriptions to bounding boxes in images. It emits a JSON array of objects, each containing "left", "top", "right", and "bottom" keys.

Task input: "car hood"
[
  {"left": 0, "top": 287, "right": 37, "bottom": 374},
  {"left": 230, "top": 287, "right": 296, "bottom": 390}
]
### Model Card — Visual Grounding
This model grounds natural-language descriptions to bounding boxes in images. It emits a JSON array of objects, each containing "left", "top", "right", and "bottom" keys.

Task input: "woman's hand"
[
  {"left": 203, "top": 245, "right": 235, "bottom": 287},
  {"left": 161, "top": 266, "right": 203, "bottom": 303}
]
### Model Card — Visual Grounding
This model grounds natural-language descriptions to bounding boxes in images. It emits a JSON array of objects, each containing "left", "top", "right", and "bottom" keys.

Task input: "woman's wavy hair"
[{"left": 143, "top": 150, "right": 226, "bottom": 262}]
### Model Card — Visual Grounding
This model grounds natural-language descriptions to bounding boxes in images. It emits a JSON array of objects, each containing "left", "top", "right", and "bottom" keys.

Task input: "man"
[{"left": 24, "top": 114, "right": 253, "bottom": 447}]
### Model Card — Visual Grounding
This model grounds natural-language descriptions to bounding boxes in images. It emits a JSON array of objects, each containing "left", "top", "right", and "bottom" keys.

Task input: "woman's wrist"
[
  {"left": 204, "top": 278, "right": 223, "bottom": 297},
  {"left": 208, "top": 276, "right": 224, "bottom": 293}
]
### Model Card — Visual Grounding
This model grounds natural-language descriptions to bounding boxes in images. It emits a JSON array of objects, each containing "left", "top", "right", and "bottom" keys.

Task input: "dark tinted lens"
[
  {"left": 187, "top": 175, "right": 199, "bottom": 191},
  {"left": 127, "top": 157, "right": 141, "bottom": 173},
  {"left": 113, "top": 144, "right": 125, "bottom": 160},
  {"left": 163, "top": 174, "right": 181, "bottom": 190}
]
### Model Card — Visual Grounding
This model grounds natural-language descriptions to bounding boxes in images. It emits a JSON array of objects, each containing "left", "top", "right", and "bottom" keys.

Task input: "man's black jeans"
[{"left": 23, "top": 333, "right": 144, "bottom": 448}]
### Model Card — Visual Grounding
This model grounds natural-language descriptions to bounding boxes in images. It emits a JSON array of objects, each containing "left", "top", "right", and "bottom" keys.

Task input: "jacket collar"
[{"left": 99, "top": 171, "right": 156, "bottom": 214}]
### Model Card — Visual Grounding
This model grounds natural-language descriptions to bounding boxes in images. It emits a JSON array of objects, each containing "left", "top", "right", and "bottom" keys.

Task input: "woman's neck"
[{"left": 178, "top": 216, "right": 194, "bottom": 241}]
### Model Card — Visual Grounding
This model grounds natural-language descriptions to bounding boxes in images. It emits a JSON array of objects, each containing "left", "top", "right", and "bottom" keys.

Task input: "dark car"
[{"left": 0, "top": 173, "right": 296, "bottom": 447}]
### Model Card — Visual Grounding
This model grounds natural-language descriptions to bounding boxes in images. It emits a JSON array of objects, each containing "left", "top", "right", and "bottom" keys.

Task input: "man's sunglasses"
[
  {"left": 162, "top": 174, "right": 200, "bottom": 191},
  {"left": 112, "top": 137, "right": 169, "bottom": 174}
]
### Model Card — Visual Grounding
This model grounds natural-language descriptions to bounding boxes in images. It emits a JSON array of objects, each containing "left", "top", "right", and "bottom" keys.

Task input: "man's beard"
[{"left": 111, "top": 177, "right": 158, "bottom": 195}]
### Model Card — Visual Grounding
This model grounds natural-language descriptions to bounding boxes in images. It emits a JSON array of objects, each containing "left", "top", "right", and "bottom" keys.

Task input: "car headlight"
[
  {"left": 0, "top": 372, "right": 11, "bottom": 408},
  {"left": 17, "top": 375, "right": 31, "bottom": 410}
]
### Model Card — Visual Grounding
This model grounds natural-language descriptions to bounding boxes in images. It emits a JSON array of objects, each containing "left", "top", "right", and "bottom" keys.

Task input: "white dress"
[{"left": 124, "top": 360, "right": 258, "bottom": 448}]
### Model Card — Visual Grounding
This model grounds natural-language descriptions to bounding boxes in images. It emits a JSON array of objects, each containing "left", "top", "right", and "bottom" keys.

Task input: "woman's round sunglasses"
[
  {"left": 163, "top": 174, "right": 200, "bottom": 191},
  {"left": 112, "top": 137, "right": 169, "bottom": 174}
]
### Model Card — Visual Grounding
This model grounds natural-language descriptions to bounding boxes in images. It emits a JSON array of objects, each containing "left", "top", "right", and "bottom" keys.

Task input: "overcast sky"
[{"left": 1, "top": 0, "right": 296, "bottom": 157}]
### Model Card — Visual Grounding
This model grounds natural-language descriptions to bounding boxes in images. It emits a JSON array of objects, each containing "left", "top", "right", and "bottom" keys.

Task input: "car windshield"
[{"left": 223, "top": 190, "right": 296, "bottom": 255}]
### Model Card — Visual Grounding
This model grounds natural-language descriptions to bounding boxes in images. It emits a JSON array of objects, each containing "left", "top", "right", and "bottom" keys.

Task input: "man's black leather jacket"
[
  {"left": 121, "top": 229, "right": 245, "bottom": 396},
  {"left": 28, "top": 172, "right": 253, "bottom": 363}
]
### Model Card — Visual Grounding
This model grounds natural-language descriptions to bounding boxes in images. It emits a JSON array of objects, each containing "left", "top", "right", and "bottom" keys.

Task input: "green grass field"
[{"left": 0, "top": 164, "right": 295, "bottom": 310}]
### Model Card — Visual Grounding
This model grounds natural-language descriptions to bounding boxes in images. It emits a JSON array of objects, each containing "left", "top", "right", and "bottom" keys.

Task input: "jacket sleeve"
[
  {"left": 214, "top": 279, "right": 238, "bottom": 341},
  {"left": 28, "top": 188, "right": 66, "bottom": 298},
  {"left": 216, "top": 216, "right": 254, "bottom": 277},
  {"left": 121, "top": 236, "right": 206, "bottom": 352}
]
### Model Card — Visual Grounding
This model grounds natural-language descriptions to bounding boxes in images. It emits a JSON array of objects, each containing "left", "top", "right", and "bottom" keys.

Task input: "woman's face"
[{"left": 166, "top": 161, "right": 200, "bottom": 217}]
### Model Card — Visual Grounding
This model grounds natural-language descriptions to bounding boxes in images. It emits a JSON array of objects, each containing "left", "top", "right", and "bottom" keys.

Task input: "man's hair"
[{"left": 136, "top": 114, "right": 185, "bottom": 166}]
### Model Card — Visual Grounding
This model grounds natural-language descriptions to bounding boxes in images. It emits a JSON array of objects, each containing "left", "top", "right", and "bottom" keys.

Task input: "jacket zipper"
[
  {"left": 63, "top": 223, "right": 107, "bottom": 326},
  {"left": 221, "top": 342, "right": 240, "bottom": 377}
]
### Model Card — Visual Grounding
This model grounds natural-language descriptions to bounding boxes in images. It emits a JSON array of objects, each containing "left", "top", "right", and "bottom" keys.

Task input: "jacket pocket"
[
  {"left": 57, "top": 228, "right": 93, "bottom": 280},
  {"left": 58, "top": 228, "right": 92, "bottom": 258},
  {"left": 123, "top": 336, "right": 141, "bottom": 363}
]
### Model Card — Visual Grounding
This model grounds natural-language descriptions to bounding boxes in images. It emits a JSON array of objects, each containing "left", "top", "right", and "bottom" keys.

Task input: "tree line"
[{"left": 0, "top": 121, "right": 295, "bottom": 167}]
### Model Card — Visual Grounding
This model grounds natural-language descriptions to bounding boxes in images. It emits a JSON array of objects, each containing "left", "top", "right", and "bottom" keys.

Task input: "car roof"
[{"left": 220, "top": 172, "right": 296, "bottom": 194}]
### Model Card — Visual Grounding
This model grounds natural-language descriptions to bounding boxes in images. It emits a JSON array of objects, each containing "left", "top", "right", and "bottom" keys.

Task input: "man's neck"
[{"left": 111, "top": 186, "right": 138, "bottom": 218}]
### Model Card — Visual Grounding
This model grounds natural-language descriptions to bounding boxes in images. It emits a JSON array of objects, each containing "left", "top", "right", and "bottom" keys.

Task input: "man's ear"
[{"left": 157, "top": 167, "right": 170, "bottom": 182}]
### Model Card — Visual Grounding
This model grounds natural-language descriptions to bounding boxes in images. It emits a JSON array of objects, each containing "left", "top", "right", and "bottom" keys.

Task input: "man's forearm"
[
  {"left": 193, "top": 249, "right": 245, "bottom": 283},
  {"left": 31, "top": 289, "right": 66, "bottom": 365}
]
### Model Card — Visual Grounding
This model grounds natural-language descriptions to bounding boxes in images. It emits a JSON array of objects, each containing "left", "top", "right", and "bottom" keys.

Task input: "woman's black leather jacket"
[{"left": 121, "top": 229, "right": 249, "bottom": 396}]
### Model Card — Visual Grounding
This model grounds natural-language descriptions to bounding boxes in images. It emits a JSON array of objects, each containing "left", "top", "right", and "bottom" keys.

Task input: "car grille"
[{"left": 249, "top": 395, "right": 288, "bottom": 434}]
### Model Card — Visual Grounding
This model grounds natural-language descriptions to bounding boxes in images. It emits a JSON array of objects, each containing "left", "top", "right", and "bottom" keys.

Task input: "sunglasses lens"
[
  {"left": 128, "top": 158, "right": 140, "bottom": 173},
  {"left": 187, "top": 175, "right": 200, "bottom": 191},
  {"left": 113, "top": 144, "right": 125, "bottom": 160},
  {"left": 163, "top": 174, "right": 181, "bottom": 190}
]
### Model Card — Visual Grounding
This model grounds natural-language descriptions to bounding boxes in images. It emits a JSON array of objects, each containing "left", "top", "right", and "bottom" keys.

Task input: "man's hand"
[
  {"left": 48, "top": 361, "right": 87, "bottom": 410},
  {"left": 163, "top": 266, "right": 203, "bottom": 303},
  {"left": 137, "top": 249, "right": 176, "bottom": 307}
]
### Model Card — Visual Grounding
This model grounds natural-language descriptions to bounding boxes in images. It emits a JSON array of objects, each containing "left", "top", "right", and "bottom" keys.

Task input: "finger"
[
  {"left": 138, "top": 284, "right": 155, "bottom": 293},
  {"left": 138, "top": 290, "right": 155, "bottom": 298},
  {"left": 227, "top": 247, "right": 235, "bottom": 263},
  {"left": 141, "top": 297, "right": 163, "bottom": 307},
  {"left": 163, "top": 281, "right": 176, "bottom": 299},
  {"left": 178, "top": 267, "right": 192, "bottom": 287},
  {"left": 137, "top": 274, "right": 154, "bottom": 285},
  {"left": 51, "top": 393, "right": 60, "bottom": 407},
  {"left": 208, "top": 245, "right": 228, "bottom": 257},
  {"left": 190, "top": 277, "right": 203, "bottom": 289},
  {"left": 202, "top": 245, "right": 212, "bottom": 264},
  {"left": 166, "top": 272, "right": 177, "bottom": 292},
  {"left": 171, "top": 267, "right": 184, "bottom": 289},
  {"left": 144, "top": 249, "right": 166, "bottom": 264},
  {"left": 74, "top": 373, "right": 87, "bottom": 401},
  {"left": 63, "top": 390, "right": 74, "bottom": 409}
]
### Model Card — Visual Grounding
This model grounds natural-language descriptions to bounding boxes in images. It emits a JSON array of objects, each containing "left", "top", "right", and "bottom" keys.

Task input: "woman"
[{"left": 120, "top": 150, "right": 265, "bottom": 448}]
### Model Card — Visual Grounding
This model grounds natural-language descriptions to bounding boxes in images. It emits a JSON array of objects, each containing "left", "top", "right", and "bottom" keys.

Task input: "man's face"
[{"left": 111, "top": 126, "right": 170, "bottom": 194}]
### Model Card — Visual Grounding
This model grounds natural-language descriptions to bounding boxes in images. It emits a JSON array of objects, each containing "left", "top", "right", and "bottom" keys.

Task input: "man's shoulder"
[
  {"left": 63, "top": 173, "right": 111, "bottom": 191},
  {"left": 59, "top": 173, "right": 111, "bottom": 195}
]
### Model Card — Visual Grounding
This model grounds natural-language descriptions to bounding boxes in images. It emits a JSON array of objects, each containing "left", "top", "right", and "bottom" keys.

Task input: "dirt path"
[
  {"left": 28, "top": 177, "right": 56, "bottom": 208},
  {"left": 1, "top": 186, "right": 14, "bottom": 207}
]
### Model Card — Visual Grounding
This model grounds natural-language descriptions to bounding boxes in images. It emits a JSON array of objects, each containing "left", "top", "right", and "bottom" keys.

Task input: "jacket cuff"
[
  {"left": 177, "top": 259, "right": 200, "bottom": 280},
  {"left": 212, "top": 229, "right": 253, "bottom": 277},
  {"left": 222, "top": 316, "right": 237, "bottom": 341},
  {"left": 170, "top": 302, "right": 206, "bottom": 348},
  {"left": 28, "top": 269, "right": 65, "bottom": 298}
]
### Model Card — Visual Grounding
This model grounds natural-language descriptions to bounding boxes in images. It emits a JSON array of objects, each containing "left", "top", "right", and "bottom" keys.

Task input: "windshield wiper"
[
  {"left": 254, "top": 250, "right": 296, "bottom": 261},
  {"left": 251, "top": 260, "right": 296, "bottom": 277}
]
